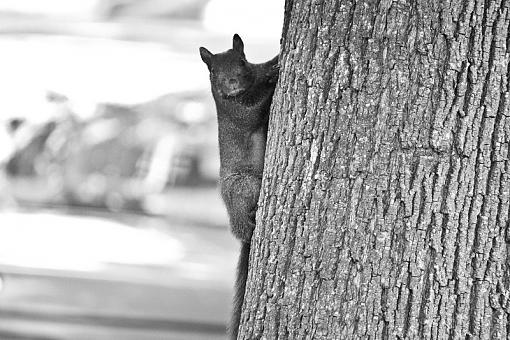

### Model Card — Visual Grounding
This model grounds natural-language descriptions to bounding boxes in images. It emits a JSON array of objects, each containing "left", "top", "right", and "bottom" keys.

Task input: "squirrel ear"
[
  {"left": 232, "top": 34, "right": 244, "bottom": 53},
  {"left": 199, "top": 47, "right": 213, "bottom": 67}
]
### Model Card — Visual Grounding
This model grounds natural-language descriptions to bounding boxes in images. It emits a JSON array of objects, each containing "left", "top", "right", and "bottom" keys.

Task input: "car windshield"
[{"left": 0, "top": 1, "right": 282, "bottom": 339}]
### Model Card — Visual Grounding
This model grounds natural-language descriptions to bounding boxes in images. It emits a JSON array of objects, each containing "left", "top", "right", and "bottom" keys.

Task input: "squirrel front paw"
[{"left": 267, "top": 64, "right": 280, "bottom": 84}]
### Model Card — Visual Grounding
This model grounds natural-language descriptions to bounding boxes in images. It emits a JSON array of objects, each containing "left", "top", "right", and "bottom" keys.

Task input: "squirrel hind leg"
[
  {"left": 221, "top": 175, "right": 260, "bottom": 242},
  {"left": 227, "top": 201, "right": 256, "bottom": 242}
]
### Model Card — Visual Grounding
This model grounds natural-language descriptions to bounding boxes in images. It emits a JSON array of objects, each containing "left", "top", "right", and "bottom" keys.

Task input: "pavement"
[{"left": 0, "top": 209, "right": 238, "bottom": 340}]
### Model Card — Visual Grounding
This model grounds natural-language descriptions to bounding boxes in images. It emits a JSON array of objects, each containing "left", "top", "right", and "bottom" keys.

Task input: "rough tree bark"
[{"left": 239, "top": 0, "right": 510, "bottom": 339}]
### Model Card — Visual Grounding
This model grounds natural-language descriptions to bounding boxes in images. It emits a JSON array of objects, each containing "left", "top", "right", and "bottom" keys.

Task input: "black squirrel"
[{"left": 199, "top": 34, "right": 278, "bottom": 339}]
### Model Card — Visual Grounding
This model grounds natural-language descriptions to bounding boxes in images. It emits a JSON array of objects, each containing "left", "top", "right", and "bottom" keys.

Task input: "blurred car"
[
  {"left": 5, "top": 91, "right": 220, "bottom": 212},
  {"left": 0, "top": 209, "right": 237, "bottom": 340},
  {"left": 59, "top": 93, "right": 219, "bottom": 211}
]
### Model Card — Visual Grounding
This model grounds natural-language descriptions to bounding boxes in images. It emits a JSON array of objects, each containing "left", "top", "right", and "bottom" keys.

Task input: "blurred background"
[{"left": 0, "top": 1, "right": 282, "bottom": 339}]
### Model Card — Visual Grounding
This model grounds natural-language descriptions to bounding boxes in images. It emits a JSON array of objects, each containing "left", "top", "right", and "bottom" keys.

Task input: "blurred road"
[{"left": 0, "top": 210, "right": 238, "bottom": 340}]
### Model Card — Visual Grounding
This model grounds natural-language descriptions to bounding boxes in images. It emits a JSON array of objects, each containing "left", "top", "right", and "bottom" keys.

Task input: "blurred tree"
[{"left": 239, "top": 0, "right": 510, "bottom": 339}]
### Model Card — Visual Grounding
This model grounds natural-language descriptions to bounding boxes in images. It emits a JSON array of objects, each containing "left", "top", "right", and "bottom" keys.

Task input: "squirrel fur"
[{"left": 199, "top": 34, "right": 278, "bottom": 339}]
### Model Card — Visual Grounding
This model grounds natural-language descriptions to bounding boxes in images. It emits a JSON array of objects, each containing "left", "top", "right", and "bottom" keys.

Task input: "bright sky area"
[{"left": 0, "top": 0, "right": 284, "bottom": 122}]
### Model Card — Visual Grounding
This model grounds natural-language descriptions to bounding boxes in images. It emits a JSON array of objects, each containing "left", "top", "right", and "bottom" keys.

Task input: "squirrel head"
[{"left": 199, "top": 34, "right": 255, "bottom": 98}]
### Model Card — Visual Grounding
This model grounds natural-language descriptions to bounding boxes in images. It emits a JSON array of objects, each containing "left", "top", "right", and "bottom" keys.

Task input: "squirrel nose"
[{"left": 229, "top": 78, "right": 238, "bottom": 86}]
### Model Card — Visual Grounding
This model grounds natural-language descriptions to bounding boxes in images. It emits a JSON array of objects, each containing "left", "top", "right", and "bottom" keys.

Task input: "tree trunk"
[{"left": 239, "top": 0, "right": 510, "bottom": 339}]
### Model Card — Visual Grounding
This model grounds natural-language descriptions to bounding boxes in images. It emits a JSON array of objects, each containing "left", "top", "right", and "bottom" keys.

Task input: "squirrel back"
[
  {"left": 200, "top": 35, "right": 278, "bottom": 177},
  {"left": 200, "top": 34, "right": 279, "bottom": 340}
]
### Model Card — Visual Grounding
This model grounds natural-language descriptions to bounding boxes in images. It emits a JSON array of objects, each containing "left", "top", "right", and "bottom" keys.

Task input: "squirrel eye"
[{"left": 239, "top": 59, "right": 246, "bottom": 67}]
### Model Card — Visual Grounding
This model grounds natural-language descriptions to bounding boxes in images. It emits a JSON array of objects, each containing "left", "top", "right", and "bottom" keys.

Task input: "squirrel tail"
[{"left": 228, "top": 241, "right": 250, "bottom": 340}]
